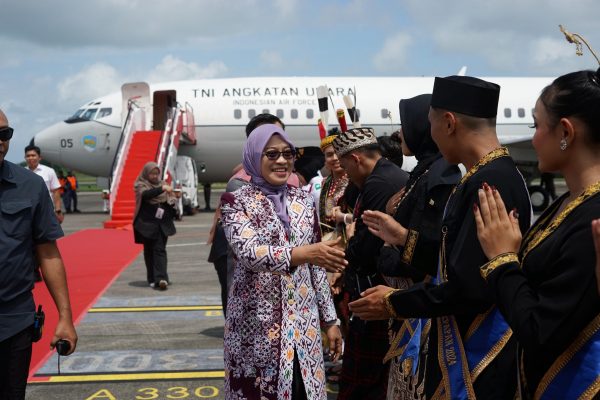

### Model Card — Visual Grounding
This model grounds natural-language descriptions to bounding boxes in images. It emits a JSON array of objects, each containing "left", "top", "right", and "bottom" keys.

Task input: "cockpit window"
[
  {"left": 70, "top": 109, "right": 85, "bottom": 119},
  {"left": 97, "top": 108, "right": 112, "bottom": 119},
  {"left": 81, "top": 108, "right": 98, "bottom": 120},
  {"left": 65, "top": 107, "right": 104, "bottom": 123}
]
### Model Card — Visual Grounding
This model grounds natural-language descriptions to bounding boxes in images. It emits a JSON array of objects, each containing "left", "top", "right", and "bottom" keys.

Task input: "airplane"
[{"left": 32, "top": 76, "right": 555, "bottom": 210}]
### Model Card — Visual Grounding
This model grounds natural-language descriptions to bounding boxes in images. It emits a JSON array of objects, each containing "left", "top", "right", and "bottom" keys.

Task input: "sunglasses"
[
  {"left": 262, "top": 149, "right": 296, "bottom": 160},
  {"left": 0, "top": 126, "right": 13, "bottom": 141}
]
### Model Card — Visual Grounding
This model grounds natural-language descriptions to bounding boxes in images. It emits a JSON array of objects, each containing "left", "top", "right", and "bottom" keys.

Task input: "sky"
[{"left": 1, "top": 0, "right": 599, "bottom": 162}]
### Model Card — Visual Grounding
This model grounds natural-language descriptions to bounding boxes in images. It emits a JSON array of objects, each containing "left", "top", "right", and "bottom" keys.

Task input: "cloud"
[
  {"left": 58, "top": 63, "right": 123, "bottom": 105},
  {"left": 259, "top": 51, "right": 285, "bottom": 71},
  {"left": 0, "top": 0, "right": 296, "bottom": 48},
  {"left": 56, "top": 57, "right": 228, "bottom": 106},
  {"left": 274, "top": 0, "right": 299, "bottom": 16},
  {"left": 373, "top": 32, "right": 413, "bottom": 72},
  {"left": 530, "top": 37, "right": 575, "bottom": 66},
  {"left": 403, "top": 0, "right": 600, "bottom": 74},
  {"left": 146, "top": 56, "right": 228, "bottom": 82}
]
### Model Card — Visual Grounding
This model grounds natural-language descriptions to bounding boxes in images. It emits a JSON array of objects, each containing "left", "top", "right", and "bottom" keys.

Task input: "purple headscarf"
[{"left": 242, "top": 124, "right": 295, "bottom": 231}]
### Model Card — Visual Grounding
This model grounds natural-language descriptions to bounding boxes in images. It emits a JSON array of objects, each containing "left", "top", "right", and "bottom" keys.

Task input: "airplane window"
[
  {"left": 518, "top": 108, "right": 525, "bottom": 118},
  {"left": 504, "top": 108, "right": 512, "bottom": 118},
  {"left": 262, "top": 109, "right": 270, "bottom": 115},
  {"left": 97, "top": 108, "right": 112, "bottom": 119},
  {"left": 234, "top": 109, "right": 242, "bottom": 119},
  {"left": 276, "top": 109, "right": 284, "bottom": 119},
  {"left": 81, "top": 108, "right": 98, "bottom": 120},
  {"left": 291, "top": 109, "right": 298, "bottom": 119},
  {"left": 306, "top": 109, "right": 314, "bottom": 119},
  {"left": 381, "top": 109, "right": 389, "bottom": 119},
  {"left": 64, "top": 108, "right": 90, "bottom": 123},
  {"left": 248, "top": 109, "right": 256, "bottom": 118},
  {"left": 69, "top": 109, "right": 85, "bottom": 119}
]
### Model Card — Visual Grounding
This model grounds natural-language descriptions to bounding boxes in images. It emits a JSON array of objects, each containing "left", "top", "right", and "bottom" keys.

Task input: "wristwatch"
[{"left": 55, "top": 209, "right": 62, "bottom": 214}]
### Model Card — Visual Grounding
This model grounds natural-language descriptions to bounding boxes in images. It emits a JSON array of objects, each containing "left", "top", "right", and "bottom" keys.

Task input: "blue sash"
[
  {"left": 385, "top": 318, "right": 426, "bottom": 375},
  {"left": 535, "top": 314, "right": 600, "bottom": 400},
  {"left": 436, "top": 306, "right": 511, "bottom": 400},
  {"left": 434, "top": 191, "right": 513, "bottom": 399}
]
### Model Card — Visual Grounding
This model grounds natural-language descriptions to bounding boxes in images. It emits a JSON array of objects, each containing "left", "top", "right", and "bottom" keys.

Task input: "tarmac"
[
  {"left": 25, "top": 191, "right": 341, "bottom": 400},
  {"left": 25, "top": 182, "right": 566, "bottom": 400}
]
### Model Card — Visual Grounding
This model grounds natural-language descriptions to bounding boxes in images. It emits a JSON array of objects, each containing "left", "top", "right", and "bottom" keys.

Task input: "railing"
[
  {"left": 109, "top": 101, "right": 145, "bottom": 214},
  {"left": 155, "top": 107, "right": 176, "bottom": 177},
  {"left": 182, "top": 102, "right": 196, "bottom": 144},
  {"left": 162, "top": 108, "right": 183, "bottom": 183}
]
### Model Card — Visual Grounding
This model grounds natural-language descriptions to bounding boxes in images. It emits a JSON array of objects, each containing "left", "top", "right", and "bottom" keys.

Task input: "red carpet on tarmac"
[{"left": 28, "top": 228, "right": 142, "bottom": 380}]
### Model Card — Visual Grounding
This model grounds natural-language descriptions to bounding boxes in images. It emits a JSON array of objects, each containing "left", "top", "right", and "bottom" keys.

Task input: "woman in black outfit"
[
  {"left": 474, "top": 68, "right": 600, "bottom": 399},
  {"left": 133, "top": 162, "right": 179, "bottom": 290}
]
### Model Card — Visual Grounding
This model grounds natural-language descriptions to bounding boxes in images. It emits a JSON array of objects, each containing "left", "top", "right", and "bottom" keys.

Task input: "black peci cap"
[{"left": 431, "top": 76, "right": 500, "bottom": 118}]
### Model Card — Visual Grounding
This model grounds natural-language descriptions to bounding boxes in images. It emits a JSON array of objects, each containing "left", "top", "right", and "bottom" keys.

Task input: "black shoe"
[{"left": 74, "top": 209, "right": 81, "bottom": 213}]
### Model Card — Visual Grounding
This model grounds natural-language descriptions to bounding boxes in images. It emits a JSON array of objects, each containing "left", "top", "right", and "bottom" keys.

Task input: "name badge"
[{"left": 155, "top": 207, "right": 165, "bottom": 219}]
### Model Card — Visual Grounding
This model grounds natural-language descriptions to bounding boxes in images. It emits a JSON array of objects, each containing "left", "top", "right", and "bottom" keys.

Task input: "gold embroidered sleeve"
[
  {"left": 384, "top": 289, "right": 401, "bottom": 319},
  {"left": 480, "top": 252, "right": 520, "bottom": 281},
  {"left": 401, "top": 229, "right": 419, "bottom": 265}
]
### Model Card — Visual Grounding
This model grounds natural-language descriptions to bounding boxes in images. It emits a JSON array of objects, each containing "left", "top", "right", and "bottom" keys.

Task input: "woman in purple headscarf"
[{"left": 220, "top": 124, "right": 346, "bottom": 400}]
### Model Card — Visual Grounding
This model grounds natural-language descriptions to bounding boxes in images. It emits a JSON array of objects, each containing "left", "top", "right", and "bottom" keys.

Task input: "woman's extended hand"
[
  {"left": 592, "top": 219, "right": 600, "bottom": 295},
  {"left": 162, "top": 184, "right": 173, "bottom": 193},
  {"left": 292, "top": 237, "right": 347, "bottom": 272},
  {"left": 473, "top": 183, "right": 521, "bottom": 259},
  {"left": 348, "top": 285, "right": 396, "bottom": 320},
  {"left": 311, "top": 237, "right": 347, "bottom": 272},
  {"left": 362, "top": 210, "right": 407, "bottom": 246},
  {"left": 325, "top": 325, "right": 343, "bottom": 362}
]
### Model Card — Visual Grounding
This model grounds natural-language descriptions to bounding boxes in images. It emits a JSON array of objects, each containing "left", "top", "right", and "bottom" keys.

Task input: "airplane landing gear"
[
  {"left": 202, "top": 183, "right": 212, "bottom": 212},
  {"left": 528, "top": 185, "right": 550, "bottom": 212}
]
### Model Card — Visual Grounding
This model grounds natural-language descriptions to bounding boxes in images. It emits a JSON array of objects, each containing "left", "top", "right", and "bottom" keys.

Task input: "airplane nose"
[{"left": 33, "top": 122, "right": 65, "bottom": 166}]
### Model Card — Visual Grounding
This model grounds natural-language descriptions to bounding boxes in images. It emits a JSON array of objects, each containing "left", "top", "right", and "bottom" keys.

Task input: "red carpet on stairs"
[
  {"left": 104, "top": 130, "right": 162, "bottom": 228},
  {"left": 28, "top": 228, "right": 142, "bottom": 380}
]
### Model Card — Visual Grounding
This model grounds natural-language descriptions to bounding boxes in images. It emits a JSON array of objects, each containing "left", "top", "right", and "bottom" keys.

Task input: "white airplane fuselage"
[{"left": 33, "top": 76, "right": 553, "bottom": 182}]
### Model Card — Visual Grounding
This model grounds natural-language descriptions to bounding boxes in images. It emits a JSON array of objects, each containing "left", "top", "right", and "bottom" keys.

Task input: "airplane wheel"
[{"left": 528, "top": 185, "right": 550, "bottom": 212}]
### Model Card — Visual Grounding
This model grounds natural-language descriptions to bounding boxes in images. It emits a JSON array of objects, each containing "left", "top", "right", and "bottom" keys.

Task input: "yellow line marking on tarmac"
[
  {"left": 89, "top": 305, "right": 222, "bottom": 313},
  {"left": 30, "top": 370, "right": 225, "bottom": 384}
]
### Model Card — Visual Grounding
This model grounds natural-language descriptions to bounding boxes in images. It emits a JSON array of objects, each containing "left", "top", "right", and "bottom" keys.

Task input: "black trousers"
[
  {"left": 72, "top": 191, "right": 78, "bottom": 211},
  {"left": 213, "top": 256, "right": 228, "bottom": 317},
  {"left": 0, "top": 325, "right": 33, "bottom": 400},
  {"left": 292, "top": 353, "right": 307, "bottom": 400},
  {"left": 142, "top": 231, "right": 169, "bottom": 284}
]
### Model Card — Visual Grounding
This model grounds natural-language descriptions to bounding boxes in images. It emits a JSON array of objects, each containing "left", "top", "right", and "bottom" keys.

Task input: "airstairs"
[{"left": 103, "top": 83, "right": 195, "bottom": 229}]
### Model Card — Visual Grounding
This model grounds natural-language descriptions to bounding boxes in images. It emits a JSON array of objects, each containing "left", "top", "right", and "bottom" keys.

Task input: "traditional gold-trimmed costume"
[
  {"left": 388, "top": 146, "right": 532, "bottom": 399},
  {"left": 378, "top": 94, "right": 461, "bottom": 400},
  {"left": 482, "top": 181, "right": 600, "bottom": 399}
]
